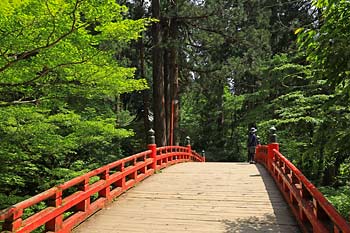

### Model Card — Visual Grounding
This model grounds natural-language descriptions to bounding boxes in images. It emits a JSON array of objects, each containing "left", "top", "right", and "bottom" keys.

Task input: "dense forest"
[{"left": 0, "top": 0, "right": 349, "bottom": 220}]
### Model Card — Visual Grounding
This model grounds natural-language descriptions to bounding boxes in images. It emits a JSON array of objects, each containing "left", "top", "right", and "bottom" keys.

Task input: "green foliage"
[
  {"left": 319, "top": 186, "right": 350, "bottom": 219},
  {"left": 298, "top": 0, "right": 350, "bottom": 90},
  {"left": 0, "top": 0, "right": 150, "bottom": 209},
  {"left": 0, "top": 0, "right": 31, "bottom": 16},
  {"left": 178, "top": 0, "right": 273, "bottom": 161},
  {"left": 0, "top": 0, "right": 151, "bottom": 93},
  {"left": 290, "top": 0, "right": 350, "bottom": 189}
]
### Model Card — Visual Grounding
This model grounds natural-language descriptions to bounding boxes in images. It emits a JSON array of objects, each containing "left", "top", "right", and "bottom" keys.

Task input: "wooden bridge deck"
[{"left": 73, "top": 162, "right": 300, "bottom": 233}]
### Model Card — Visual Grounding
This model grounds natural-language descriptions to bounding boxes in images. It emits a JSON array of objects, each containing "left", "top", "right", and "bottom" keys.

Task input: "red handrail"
[
  {"left": 256, "top": 144, "right": 350, "bottom": 233},
  {"left": 0, "top": 146, "right": 204, "bottom": 232}
]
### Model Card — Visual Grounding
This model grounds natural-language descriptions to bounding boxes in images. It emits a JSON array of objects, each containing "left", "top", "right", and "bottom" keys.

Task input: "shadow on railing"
[
  {"left": 255, "top": 127, "right": 350, "bottom": 233},
  {"left": 0, "top": 130, "right": 204, "bottom": 233}
]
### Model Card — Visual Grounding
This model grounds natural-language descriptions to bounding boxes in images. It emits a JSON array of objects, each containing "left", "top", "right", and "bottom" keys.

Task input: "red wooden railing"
[
  {"left": 0, "top": 145, "right": 204, "bottom": 233},
  {"left": 256, "top": 143, "right": 350, "bottom": 233}
]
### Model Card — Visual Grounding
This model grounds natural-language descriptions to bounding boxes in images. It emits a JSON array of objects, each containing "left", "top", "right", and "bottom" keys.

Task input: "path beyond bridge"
[{"left": 73, "top": 162, "right": 299, "bottom": 233}]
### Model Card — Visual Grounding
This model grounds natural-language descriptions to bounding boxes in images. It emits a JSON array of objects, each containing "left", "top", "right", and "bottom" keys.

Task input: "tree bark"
[
  {"left": 216, "top": 78, "right": 225, "bottom": 147},
  {"left": 164, "top": 43, "right": 171, "bottom": 145},
  {"left": 138, "top": 38, "right": 151, "bottom": 134},
  {"left": 134, "top": 2, "right": 151, "bottom": 142},
  {"left": 152, "top": 0, "right": 166, "bottom": 146},
  {"left": 169, "top": 0, "right": 179, "bottom": 145}
]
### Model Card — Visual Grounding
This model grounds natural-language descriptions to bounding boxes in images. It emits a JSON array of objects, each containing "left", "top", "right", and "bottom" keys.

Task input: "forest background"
[{"left": 0, "top": 0, "right": 349, "bottom": 220}]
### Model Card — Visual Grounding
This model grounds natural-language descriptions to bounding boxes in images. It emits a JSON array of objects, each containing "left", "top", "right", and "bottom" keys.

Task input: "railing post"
[
  {"left": 267, "top": 126, "right": 279, "bottom": 171},
  {"left": 186, "top": 136, "right": 191, "bottom": 160},
  {"left": 98, "top": 168, "right": 110, "bottom": 201},
  {"left": 76, "top": 178, "right": 90, "bottom": 212},
  {"left": 2, "top": 208, "right": 23, "bottom": 232},
  {"left": 147, "top": 129, "right": 157, "bottom": 171},
  {"left": 202, "top": 150, "right": 206, "bottom": 162},
  {"left": 45, "top": 189, "right": 63, "bottom": 231}
]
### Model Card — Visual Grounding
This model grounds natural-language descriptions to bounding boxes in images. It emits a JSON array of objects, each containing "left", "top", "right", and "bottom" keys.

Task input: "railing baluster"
[
  {"left": 133, "top": 157, "right": 137, "bottom": 179},
  {"left": 333, "top": 225, "right": 340, "bottom": 233},
  {"left": 140, "top": 154, "right": 147, "bottom": 175},
  {"left": 76, "top": 178, "right": 90, "bottom": 212},
  {"left": 118, "top": 162, "right": 126, "bottom": 191},
  {"left": 2, "top": 208, "right": 23, "bottom": 232},
  {"left": 45, "top": 189, "right": 63, "bottom": 231},
  {"left": 299, "top": 206, "right": 307, "bottom": 222},
  {"left": 98, "top": 168, "right": 110, "bottom": 201}
]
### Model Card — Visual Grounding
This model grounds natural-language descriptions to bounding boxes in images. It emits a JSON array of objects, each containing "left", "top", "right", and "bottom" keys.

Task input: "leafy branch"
[
  {"left": 0, "top": 59, "right": 88, "bottom": 87},
  {"left": 0, "top": 0, "right": 85, "bottom": 74}
]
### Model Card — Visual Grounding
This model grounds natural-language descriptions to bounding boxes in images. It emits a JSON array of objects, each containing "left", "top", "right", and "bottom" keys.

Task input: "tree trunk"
[
  {"left": 171, "top": 63, "right": 179, "bottom": 145},
  {"left": 134, "top": 0, "right": 151, "bottom": 144},
  {"left": 216, "top": 79, "right": 225, "bottom": 148},
  {"left": 169, "top": 0, "right": 179, "bottom": 145},
  {"left": 164, "top": 45, "right": 171, "bottom": 145},
  {"left": 152, "top": 0, "right": 166, "bottom": 146},
  {"left": 138, "top": 38, "right": 151, "bottom": 134}
]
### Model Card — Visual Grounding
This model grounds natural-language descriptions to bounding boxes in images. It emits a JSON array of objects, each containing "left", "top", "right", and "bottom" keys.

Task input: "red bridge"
[{"left": 1, "top": 131, "right": 350, "bottom": 233}]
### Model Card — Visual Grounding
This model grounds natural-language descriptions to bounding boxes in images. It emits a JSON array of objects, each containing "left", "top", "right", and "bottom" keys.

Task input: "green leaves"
[
  {"left": 0, "top": 0, "right": 150, "bottom": 92},
  {"left": 319, "top": 186, "right": 350, "bottom": 218},
  {"left": 0, "top": 0, "right": 151, "bottom": 209},
  {"left": 0, "top": 0, "right": 31, "bottom": 16},
  {"left": 298, "top": 0, "right": 350, "bottom": 89}
]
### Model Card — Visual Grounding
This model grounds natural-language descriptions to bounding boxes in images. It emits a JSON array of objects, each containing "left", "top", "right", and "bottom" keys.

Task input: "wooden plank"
[{"left": 73, "top": 163, "right": 300, "bottom": 233}]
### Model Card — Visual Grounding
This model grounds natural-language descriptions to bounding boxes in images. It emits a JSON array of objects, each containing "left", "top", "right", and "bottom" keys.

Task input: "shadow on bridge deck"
[
  {"left": 221, "top": 164, "right": 299, "bottom": 233},
  {"left": 73, "top": 162, "right": 300, "bottom": 233}
]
